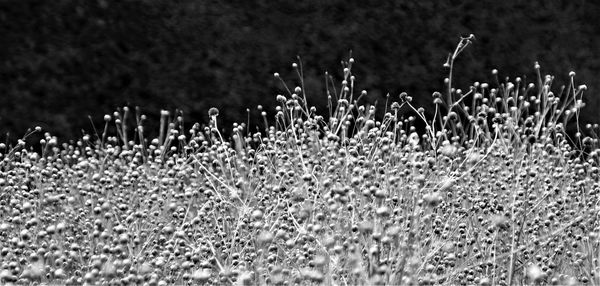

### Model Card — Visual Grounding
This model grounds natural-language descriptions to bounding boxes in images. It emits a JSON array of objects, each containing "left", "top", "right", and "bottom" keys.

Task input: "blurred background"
[{"left": 1, "top": 0, "right": 599, "bottom": 145}]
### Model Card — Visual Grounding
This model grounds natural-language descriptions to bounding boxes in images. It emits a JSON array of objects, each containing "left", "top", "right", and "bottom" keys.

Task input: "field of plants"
[{"left": 0, "top": 36, "right": 599, "bottom": 285}]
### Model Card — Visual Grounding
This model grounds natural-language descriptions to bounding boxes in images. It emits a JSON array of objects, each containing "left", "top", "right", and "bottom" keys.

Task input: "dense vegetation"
[
  {"left": 1, "top": 0, "right": 600, "bottom": 143},
  {"left": 0, "top": 36, "right": 598, "bottom": 285}
]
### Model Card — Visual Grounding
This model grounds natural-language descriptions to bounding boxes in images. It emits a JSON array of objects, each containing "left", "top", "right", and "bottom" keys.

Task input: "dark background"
[{"left": 1, "top": 0, "right": 599, "bottom": 144}]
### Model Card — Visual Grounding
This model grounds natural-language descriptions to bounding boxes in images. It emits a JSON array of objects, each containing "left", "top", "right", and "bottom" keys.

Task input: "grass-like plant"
[{"left": 0, "top": 35, "right": 598, "bottom": 285}]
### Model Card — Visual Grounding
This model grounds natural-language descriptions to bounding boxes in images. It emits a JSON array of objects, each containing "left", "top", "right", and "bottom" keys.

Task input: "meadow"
[{"left": 0, "top": 36, "right": 598, "bottom": 285}]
